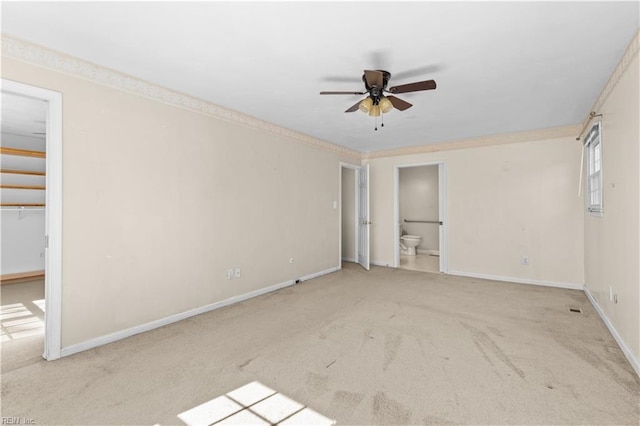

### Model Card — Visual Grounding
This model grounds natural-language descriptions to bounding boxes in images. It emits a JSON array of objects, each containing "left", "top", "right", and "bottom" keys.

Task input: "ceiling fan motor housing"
[{"left": 363, "top": 70, "right": 391, "bottom": 104}]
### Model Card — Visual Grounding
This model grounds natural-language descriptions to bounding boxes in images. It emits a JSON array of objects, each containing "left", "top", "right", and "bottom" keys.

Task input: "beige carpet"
[{"left": 1, "top": 264, "right": 638, "bottom": 425}]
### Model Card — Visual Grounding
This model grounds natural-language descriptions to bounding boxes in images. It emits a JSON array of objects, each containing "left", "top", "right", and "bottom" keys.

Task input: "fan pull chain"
[{"left": 374, "top": 113, "right": 386, "bottom": 131}]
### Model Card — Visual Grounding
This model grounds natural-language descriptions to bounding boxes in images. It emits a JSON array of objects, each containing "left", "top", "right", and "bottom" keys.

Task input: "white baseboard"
[
  {"left": 341, "top": 257, "right": 356, "bottom": 263},
  {"left": 370, "top": 260, "right": 392, "bottom": 267},
  {"left": 399, "top": 249, "right": 439, "bottom": 256},
  {"left": 583, "top": 286, "right": 640, "bottom": 377},
  {"left": 300, "top": 266, "right": 339, "bottom": 281},
  {"left": 417, "top": 249, "right": 440, "bottom": 256},
  {"left": 447, "top": 270, "right": 584, "bottom": 290},
  {"left": 60, "top": 266, "right": 338, "bottom": 358}
]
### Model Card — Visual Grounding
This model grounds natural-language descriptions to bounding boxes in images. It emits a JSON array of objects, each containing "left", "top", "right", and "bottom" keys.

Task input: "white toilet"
[{"left": 400, "top": 235, "right": 422, "bottom": 256}]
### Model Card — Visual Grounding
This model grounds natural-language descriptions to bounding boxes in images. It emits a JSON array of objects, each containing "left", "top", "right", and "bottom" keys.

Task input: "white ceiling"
[
  {"left": 1, "top": 92, "right": 47, "bottom": 139},
  {"left": 2, "top": 2, "right": 638, "bottom": 153}
]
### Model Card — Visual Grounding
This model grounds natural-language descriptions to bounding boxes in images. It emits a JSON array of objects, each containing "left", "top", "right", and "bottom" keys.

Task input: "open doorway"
[
  {"left": 1, "top": 92, "right": 48, "bottom": 368},
  {"left": 339, "top": 163, "right": 358, "bottom": 267},
  {"left": 339, "top": 162, "right": 370, "bottom": 270},
  {"left": 1, "top": 79, "right": 62, "bottom": 361},
  {"left": 394, "top": 162, "right": 447, "bottom": 274}
]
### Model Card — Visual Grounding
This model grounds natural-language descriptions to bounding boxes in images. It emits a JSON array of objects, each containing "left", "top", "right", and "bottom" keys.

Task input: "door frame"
[
  {"left": 394, "top": 161, "right": 448, "bottom": 273},
  {"left": 357, "top": 164, "right": 370, "bottom": 270},
  {"left": 2, "top": 79, "right": 63, "bottom": 360},
  {"left": 338, "top": 162, "right": 360, "bottom": 269}
]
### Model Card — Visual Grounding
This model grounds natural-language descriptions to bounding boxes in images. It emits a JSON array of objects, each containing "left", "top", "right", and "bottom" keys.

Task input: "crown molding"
[
  {"left": 1, "top": 35, "right": 361, "bottom": 160},
  {"left": 369, "top": 30, "right": 639, "bottom": 159},
  {"left": 5, "top": 30, "right": 633, "bottom": 162},
  {"left": 583, "top": 29, "right": 639, "bottom": 126},
  {"left": 362, "top": 124, "right": 581, "bottom": 160}
]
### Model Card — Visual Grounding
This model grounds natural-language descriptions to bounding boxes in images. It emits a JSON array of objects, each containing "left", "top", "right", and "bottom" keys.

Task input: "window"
[{"left": 585, "top": 121, "right": 603, "bottom": 214}]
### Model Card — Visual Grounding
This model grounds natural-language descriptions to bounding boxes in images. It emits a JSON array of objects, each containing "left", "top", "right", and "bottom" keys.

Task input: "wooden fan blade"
[
  {"left": 345, "top": 100, "right": 363, "bottom": 113},
  {"left": 364, "top": 70, "right": 384, "bottom": 88},
  {"left": 388, "top": 79, "right": 436, "bottom": 94},
  {"left": 387, "top": 95, "right": 413, "bottom": 111},
  {"left": 320, "top": 91, "right": 366, "bottom": 95}
]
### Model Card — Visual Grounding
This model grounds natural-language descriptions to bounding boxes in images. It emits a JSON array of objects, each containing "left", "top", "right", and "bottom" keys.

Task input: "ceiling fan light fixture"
[
  {"left": 379, "top": 97, "right": 393, "bottom": 113},
  {"left": 320, "top": 69, "right": 435, "bottom": 129},
  {"left": 359, "top": 97, "right": 373, "bottom": 113}
]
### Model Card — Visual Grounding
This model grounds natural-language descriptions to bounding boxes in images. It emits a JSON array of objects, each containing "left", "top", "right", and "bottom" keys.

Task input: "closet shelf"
[
  {"left": 0, "top": 147, "right": 46, "bottom": 158},
  {"left": 0, "top": 155, "right": 47, "bottom": 205},
  {"left": 0, "top": 169, "right": 46, "bottom": 176},
  {"left": 1, "top": 184, "right": 46, "bottom": 190}
]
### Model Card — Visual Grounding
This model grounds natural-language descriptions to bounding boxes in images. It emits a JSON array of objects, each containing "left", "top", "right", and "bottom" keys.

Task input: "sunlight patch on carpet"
[
  {"left": 176, "top": 381, "right": 335, "bottom": 425},
  {"left": 0, "top": 302, "right": 44, "bottom": 342}
]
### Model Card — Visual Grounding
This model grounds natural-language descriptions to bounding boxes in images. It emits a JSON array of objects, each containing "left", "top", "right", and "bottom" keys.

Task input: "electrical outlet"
[
  {"left": 227, "top": 269, "right": 233, "bottom": 280},
  {"left": 521, "top": 256, "right": 529, "bottom": 265},
  {"left": 234, "top": 268, "right": 241, "bottom": 278}
]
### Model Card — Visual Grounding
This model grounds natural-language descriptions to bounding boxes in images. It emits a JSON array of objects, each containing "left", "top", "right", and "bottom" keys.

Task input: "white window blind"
[{"left": 585, "top": 122, "right": 603, "bottom": 214}]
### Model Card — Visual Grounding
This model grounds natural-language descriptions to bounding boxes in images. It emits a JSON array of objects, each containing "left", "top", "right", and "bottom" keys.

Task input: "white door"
[{"left": 357, "top": 164, "right": 370, "bottom": 270}]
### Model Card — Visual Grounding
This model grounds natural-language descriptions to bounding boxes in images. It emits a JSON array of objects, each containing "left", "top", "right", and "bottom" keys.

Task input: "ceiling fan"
[{"left": 320, "top": 70, "right": 436, "bottom": 130}]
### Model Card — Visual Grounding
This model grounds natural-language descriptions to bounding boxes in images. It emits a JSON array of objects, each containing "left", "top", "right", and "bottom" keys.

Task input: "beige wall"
[
  {"left": 399, "top": 165, "right": 439, "bottom": 251},
  {"left": 2, "top": 57, "right": 359, "bottom": 347},
  {"left": 365, "top": 137, "right": 585, "bottom": 286},
  {"left": 584, "top": 53, "right": 639, "bottom": 364},
  {"left": 341, "top": 167, "right": 356, "bottom": 261},
  {"left": 5, "top": 35, "right": 635, "bottom": 367}
]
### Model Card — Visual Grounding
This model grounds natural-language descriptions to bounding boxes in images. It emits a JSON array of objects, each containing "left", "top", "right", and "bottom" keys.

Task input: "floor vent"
[{"left": 568, "top": 306, "right": 582, "bottom": 313}]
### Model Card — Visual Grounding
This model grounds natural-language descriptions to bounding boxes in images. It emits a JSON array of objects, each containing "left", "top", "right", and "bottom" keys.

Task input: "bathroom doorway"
[{"left": 394, "top": 162, "right": 447, "bottom": 273}]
